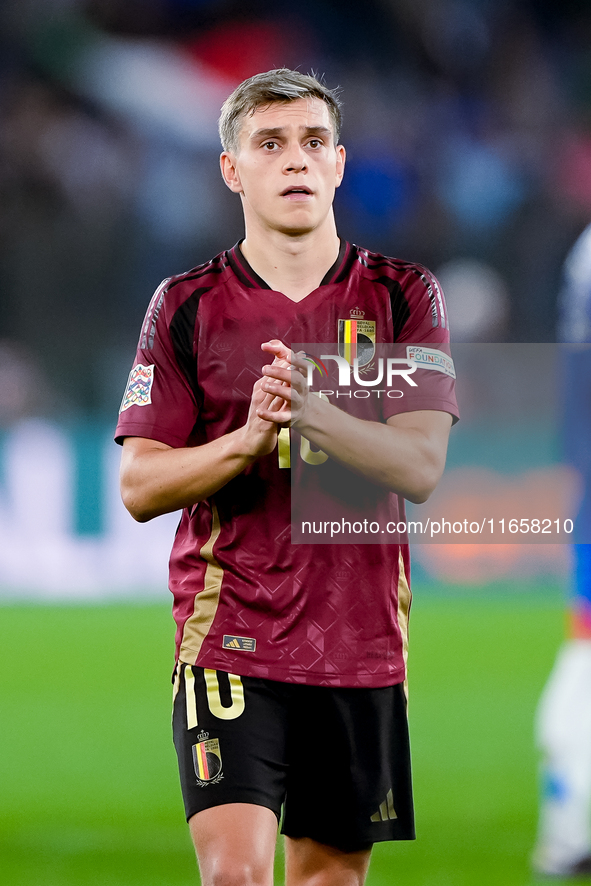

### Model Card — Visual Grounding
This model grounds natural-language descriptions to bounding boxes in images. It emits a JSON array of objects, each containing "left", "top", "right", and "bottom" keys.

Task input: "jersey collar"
[{"left": 227, "top": 239, "right": 354, "bottom": 290}]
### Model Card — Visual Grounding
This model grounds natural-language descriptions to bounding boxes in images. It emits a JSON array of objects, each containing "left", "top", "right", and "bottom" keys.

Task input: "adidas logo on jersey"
[
  {"left": 222, "top": 635, "right": 256, "bottom": 652},
  {"left": 371, "top": 789, "right": 398, "bottom": 822}
]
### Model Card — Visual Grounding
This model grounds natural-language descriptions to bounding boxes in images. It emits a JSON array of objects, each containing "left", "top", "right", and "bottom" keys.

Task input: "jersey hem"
[{"left": 178, "top": 652, "right": 406, "bottom": 689}]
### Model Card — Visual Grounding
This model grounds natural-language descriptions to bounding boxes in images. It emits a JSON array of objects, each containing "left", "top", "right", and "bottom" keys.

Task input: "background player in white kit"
[{"left": 533, "top": 225, "right": 591, "bottom": 878}]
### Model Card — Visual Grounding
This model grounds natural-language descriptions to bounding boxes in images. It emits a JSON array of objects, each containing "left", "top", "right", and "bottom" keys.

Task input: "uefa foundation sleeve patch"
[
  {"left": 119, "top": 364, "right": 155, "bottom": 412},
  {"left": 406, "top": 347, "right": 456, "bottom": 378}
]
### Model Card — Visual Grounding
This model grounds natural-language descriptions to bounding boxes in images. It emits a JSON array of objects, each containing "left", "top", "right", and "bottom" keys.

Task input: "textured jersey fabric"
[{"left": 115, "top": 241, "right": 458, "bottom": 686}]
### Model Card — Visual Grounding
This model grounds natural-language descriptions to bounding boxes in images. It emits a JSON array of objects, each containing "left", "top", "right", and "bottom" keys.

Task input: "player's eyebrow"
[
  {"left": 249, "top": 125, "right": 333, "bottom": 142},
  {"left": 303, "top": 126, "right": 332, "bottom": 139}
]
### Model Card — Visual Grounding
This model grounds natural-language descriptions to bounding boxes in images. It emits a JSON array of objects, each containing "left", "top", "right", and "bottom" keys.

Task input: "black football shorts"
[{"left": 172, "top": 665, "right": 415, "bottom": 852}]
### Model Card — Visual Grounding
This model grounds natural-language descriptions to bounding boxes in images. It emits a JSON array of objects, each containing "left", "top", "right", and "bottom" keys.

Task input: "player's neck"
[{"left": 240, "top": 222, "right": 341, "bottom": 303}]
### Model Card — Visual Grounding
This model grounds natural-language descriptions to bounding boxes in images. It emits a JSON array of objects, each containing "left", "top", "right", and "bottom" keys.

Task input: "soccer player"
[
  {"left": 533, "top": 224, "right": 591, "bottom": 879},
  {"left": 115, "top": 69, "right": 458, "bottom": 886}
]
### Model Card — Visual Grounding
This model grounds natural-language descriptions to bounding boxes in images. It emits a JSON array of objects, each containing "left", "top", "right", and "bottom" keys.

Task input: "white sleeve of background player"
[
  {"left": 536, "top": 640, "right": 591, "bottom": 754},
  {"left": 559, "top": 224, "right": 591, "bottom": 343}
]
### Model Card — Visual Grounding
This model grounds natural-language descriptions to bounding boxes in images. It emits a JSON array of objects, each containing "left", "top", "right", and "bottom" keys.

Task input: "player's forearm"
[
  {"left": 120, "top": 430, "right": 258, "bottom": 522},
  {"left": 294, "top": 396, "right": 448, "bottom": 504}
]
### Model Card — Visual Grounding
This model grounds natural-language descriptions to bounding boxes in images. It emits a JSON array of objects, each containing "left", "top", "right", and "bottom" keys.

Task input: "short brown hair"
[{"left": 218, "top": 68, "right": 342, "bottom": 153}]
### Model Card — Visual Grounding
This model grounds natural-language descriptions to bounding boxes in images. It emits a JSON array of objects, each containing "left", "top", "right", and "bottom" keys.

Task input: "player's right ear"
[{"left": 220, "top": 152, "right": 243, "bottom": 193}]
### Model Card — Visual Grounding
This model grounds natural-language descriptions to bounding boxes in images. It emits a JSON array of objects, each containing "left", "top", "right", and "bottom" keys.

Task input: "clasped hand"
[{"left": 257, "top": 339, "right": 309, "bottom": 427}]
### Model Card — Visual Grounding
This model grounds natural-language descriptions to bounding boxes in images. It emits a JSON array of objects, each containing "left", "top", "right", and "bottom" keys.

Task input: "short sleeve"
[
  {"left": 382, "top": 265, "right": 459, "bottom": 422},
  {"left": 114, "top": 279, "right": 200, "bottom": 447}
]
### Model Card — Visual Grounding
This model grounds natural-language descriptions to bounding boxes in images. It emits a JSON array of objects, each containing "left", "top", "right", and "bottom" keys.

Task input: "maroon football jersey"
[{"left": 115, "top": 241, "right": 458, "bottom": 687}]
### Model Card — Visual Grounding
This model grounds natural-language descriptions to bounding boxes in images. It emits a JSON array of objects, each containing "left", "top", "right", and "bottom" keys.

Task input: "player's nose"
[{"left": 283, "top": 142, "right": 308, "bottom": 173}]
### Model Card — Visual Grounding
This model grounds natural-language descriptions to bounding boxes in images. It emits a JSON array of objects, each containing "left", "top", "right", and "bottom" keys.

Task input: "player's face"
[{"left": 220, "top": 98, "right": 346, "bottom": 237}]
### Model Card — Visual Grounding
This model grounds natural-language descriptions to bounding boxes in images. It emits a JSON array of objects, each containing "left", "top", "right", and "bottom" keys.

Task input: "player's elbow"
[
  {"left": 119, "top": 439, "right": 169, "bottom": 522},
  {"left": 405, "top": 485, "right": 433, "bottom": 506},
  {"left": 120, "top": 483, "right": 156, "bottom": 523},
  {"left": 401, "top": 461, "right": 445, "bottom": 504},
  {"left": 126, "top": 503, "right": 154, "bottom": 524},
  {"left": 119, "top": 463, "right": 160, "bottom": 522}
]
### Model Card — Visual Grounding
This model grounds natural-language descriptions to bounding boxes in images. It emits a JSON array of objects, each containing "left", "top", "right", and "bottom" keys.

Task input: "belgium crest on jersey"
[
  {"left": 338, "top": 308, "right": 376, "bottom": 367},
  {"left": 192, "top": 732, "right": 223, "bottom": 786}
]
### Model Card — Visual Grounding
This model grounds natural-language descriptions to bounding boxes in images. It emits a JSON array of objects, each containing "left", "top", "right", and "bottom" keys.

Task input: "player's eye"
[
  {"left": 308, "top": 139, "right": 323, "bottom": 148},
  {"left": 263, "top": 141, "right": 279, "bottom": 151}
]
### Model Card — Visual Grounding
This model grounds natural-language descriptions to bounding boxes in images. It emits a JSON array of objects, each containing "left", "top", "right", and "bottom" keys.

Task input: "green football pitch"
[{"left": 0, "top": 588, "right": 583, "bottom": 886}]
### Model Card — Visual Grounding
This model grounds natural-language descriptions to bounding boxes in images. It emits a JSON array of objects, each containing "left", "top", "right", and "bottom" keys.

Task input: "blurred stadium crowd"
[{"left": 2, "top": 0, "right": 591, "bottom": 419}]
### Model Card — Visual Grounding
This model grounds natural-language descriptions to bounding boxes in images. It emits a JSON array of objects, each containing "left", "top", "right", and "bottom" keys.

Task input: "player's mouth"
[{"left": 281, "top": 186, "right": 313, "bottom": 200}]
